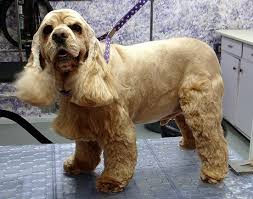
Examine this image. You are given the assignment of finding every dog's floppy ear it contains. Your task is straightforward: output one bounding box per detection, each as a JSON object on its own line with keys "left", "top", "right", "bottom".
{"left": 15, "top": 30, "right": 56, "bottom": 106}
{"left": 30, "top": 31, "right": 42, "bottom": 70}
{"left": 70, "top": 22, "right": 118, "bottom": 107}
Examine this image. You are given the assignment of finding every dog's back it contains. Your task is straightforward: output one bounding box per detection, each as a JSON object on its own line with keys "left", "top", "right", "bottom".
{"left": 108, "top": 38, "right": 222, "bottom": 123}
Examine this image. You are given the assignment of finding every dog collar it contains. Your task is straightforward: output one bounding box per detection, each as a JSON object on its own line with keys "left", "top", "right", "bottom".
{"left": 59, "top": 89, "right": 72, "bottom": 96}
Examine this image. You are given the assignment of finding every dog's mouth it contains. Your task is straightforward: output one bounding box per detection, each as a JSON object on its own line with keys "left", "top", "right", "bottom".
{"left": 57, "top": 49, "right": 77, "bottom": 60}
{"left": 54, "top": 49, "right": 80, "bottom": 72}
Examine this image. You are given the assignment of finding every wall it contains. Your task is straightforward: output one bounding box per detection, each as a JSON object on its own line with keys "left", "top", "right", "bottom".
{"left": 154, "top": 0, "right": 253, "bottom": 44}
{"left": 0, "top": 0, "right": 252, "bottom": 116}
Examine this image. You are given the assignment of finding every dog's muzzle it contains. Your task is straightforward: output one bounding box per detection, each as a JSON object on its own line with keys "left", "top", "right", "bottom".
{"left": 54, "top": 49, "right": 79, "bottom": 72}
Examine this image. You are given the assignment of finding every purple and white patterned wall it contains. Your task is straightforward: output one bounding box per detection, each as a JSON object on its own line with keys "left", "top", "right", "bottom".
{"left": 0, "top": 0, "right": 253, "bottom": 116}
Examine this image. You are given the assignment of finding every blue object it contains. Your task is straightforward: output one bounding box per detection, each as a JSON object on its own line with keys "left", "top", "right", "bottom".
{"left": 0, "top": 138, "right": 252, "bottom": 199}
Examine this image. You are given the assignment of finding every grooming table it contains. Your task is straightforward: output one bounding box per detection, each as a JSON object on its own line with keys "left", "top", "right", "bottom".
{"left": 0, "top": 138, "right": 253, "bottom": 199}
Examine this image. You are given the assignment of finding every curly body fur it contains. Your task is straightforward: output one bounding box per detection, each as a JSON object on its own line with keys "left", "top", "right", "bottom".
{"left": 15, "top": 9, "right": 228, "bottom": 193}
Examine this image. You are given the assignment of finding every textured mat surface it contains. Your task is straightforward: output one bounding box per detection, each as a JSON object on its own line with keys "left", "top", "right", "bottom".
{"left": 0, "top": 138, "right": 253, "bottom": 199}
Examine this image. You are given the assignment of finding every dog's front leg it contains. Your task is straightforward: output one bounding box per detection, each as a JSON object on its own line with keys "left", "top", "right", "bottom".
{"left": 96, "top": 125, "right": 137, "bottom": 193}
{"left": 64, "top": 141, "right": 102, "bottom": 175}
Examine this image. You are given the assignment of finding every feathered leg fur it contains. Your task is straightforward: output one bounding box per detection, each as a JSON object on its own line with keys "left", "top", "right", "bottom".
{"left": 64, "top": 141, "right": 102, "bottom": 175}
{"left": 176, "top": 114, "right": 196, "bottom": 149}
{"left": 179, "top": 74, "right": 228, "bottom": 183}
{"left": 96, "top": 121, "right": 137, "bottom": 193}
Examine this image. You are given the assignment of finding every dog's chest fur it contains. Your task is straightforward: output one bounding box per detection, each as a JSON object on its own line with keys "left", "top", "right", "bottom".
{"left": 52, "top": 98, "right": 131, "bottom": 142}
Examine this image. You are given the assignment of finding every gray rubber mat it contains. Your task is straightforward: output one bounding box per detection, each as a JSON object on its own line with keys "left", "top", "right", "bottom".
{"left": 0, "top": 138, "right": 253, "bottom": 199}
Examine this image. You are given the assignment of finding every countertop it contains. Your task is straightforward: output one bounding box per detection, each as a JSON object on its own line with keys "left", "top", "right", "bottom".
{"left": 216, "top": 29, "right": 253, "bottom": 45}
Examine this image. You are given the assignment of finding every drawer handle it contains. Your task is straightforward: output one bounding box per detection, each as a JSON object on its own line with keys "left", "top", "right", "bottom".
{"left": 227, "top": 44, "right": 233, "bottom": 48}
{"left": 239, "top": 68, "right": 243, "bottom": 73}
{"left": 233, "top": 67, "right": 237, "bottom": 70}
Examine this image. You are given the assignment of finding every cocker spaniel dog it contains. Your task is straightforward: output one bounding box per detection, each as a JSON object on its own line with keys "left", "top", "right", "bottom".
{"left": 15, "top": 9, "right": 228, "bottom": 192}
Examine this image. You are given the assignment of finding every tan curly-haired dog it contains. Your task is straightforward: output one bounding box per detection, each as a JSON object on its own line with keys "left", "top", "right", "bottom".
{"left": 15, "top": 9, "right": 228, "bottom": 192}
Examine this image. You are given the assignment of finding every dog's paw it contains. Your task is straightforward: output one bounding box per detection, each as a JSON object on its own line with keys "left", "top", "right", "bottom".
{"left": 179, "top": 137, "right": 196, "bottom": 149}
{"left": 63, "top": 155, "right": 81, "bottom": 175}
{"left": 96, "top": 176, "right": 127, "bottom": 193}
{"left": 200, "top": 171, "right": 222, "bottom": 184}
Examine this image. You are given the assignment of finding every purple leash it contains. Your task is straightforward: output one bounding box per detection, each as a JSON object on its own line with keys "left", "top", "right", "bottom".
{"left": 97, "top": 0, "right": 149, "bottom": 63}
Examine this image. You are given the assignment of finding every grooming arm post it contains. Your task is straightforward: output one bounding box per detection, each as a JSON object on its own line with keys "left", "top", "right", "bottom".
{"left": 249, "top": 120, "right": 253, "bottom": 160}
{"left": 229, "top": 120, "right": 253, "bottom": 174}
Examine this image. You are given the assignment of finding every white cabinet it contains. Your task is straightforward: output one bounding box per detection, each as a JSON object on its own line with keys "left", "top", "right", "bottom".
{"left": 236, "top": 60, "right": 253, "bottom": 138}
{"left": 220, "top": 52, "right": 239, "bottom": 125}
{"left": 218, "top": 30, "right": 253, "bottom": 140}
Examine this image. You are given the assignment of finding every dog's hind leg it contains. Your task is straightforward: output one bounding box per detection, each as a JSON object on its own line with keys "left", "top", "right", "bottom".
{"left": 64, "top": 141, "right": 102, "bottom": 175}
{"left": 175, "top": 114, "right": 196, "bottom": 149}
{"left": 178, "top": 74, "right": 228, "bottom": 183}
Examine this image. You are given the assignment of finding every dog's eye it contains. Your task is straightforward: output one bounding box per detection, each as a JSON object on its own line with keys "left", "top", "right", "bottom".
{"left": 69, "top": 24, "right": 82, "bottom": 33}
{"left": 43, "top": 25, "right": 53, "bottom": 35}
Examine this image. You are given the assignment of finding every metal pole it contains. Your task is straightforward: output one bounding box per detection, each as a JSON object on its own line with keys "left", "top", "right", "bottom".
{"left": 15, "top": 0, "right": 24, "bottom": 63}
{"left": 249, "top": 120, "right": 253, "bottom": 160}
{"left": 150, "top": 0, "right": 154, "bottom": 41}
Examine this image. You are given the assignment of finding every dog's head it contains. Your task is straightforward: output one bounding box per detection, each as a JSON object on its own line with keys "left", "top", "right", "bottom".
{"left": 15, "top": 9, "right": 118, "bottom": 107}
{"left": 39, "top": 9, "right": 88, "bottom": 72}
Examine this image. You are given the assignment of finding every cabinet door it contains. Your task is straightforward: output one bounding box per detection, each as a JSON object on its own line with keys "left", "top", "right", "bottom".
{"left": 220, "top": 51, "right": 239, "bottom": 124}
{"left": 235, "top": 60, "right": 253, "bottom": 138}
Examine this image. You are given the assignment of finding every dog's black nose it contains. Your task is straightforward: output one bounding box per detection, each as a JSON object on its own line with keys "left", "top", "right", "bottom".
{"left": 52, "top": 31, "right": 68, "bottom": 44}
